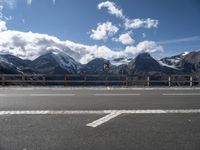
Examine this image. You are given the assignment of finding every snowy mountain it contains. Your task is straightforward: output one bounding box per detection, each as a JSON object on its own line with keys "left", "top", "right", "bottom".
{"left": 160, "top": 52, "right": 189, "bottom": 69}
{"left": 0, "top": 51, "right": 200, "bottom": 75}
{"left": 180, "top": 51, "right": 200, "bottom": 73}
{"left": 0, "top": 60, "right": 21, "bottom": 74}
{"left": 81, "top": 58, "right": 115, "bottom": 74}
{"left": 0, "top": 54, "right": 33, "bottom": 74}
{"left": 116, "top": 53, "right": 179, "bottom": 74}
{"left": 31, "top": 52, "right": 82, "bottom": 74}
{"left": 110, "top": 57, "right": 132, "bottom": 66}
{"left": 160, "top": 51, "right": 200, "bottom": 73}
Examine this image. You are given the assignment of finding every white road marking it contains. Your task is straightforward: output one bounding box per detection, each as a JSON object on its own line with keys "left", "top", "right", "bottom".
{"left": 0, "top": 94, "right": 6, "bottom": 97}
{"left": 0, "top": 110, "right": 105, "bottom": 115}
{"left": 94, "top": 94, "right": 141, "bottom": 96}
{"left": 2, "top": 87, "right": 200, "bottom": 91}
{"left": 163, "top": 93, "right": 200, "bottom": 96}
{"left": 30, "top": 94, "right": 75, "bottom": 97}
{"left": 86, "top": 112, "right": 121, "bottom": 128}
{"left": 0, "top": 109, "right": 200, "bottom": 115}
{"left": 0, "top": 109, "right": 200, "bottom": 127}
{"left": 104, "top": 109, "right": 200, "bottom": 114}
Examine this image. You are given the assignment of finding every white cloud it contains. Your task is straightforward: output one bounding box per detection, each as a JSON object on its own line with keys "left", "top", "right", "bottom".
{"left": 0, "top": 19, "right": 7, "bottom": 31}
{"left": 0, "top": 5, "right": 3, "bottom": 18}
{"left": 53, "top": 0, "right": 56, "bottom": 5}
{"left": 97, "top": 1, "right": 159, "bottom": 30}
{"left": 157, "top": 36, "right": 200, "bottom": 44}
{"left": 0, "top": 30, "right": 122, "bottom": 64}
{"left": 98, "top": 1, "right": 124, "bottom": 18}
{"left": 27, "top": 0, "right": 32, "bottom": 5}
{"left": 125, "top": 41, "right": 163, "bottom": 55}
{"left": 90, "top": 22, "right": 119, "bottom": 40}
{"left": 0, "top": 30, "right": 163, "bottom": 64}
{"left": 142, "top": 33, "right": 147, "bottom": 38}
{"left": 3, "top": 0, "right": 16, "bottom": 9}
{"left": 113, "top": 32, "right": 135, "bottom": 45}
{"left": 22, "top": 18, "right": 25, "bottom": 23}
{"left": 125, "top": 18, "right": 159, "bottom": 29}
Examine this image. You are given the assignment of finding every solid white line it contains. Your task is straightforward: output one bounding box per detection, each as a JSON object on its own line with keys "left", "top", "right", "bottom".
{"left": 0, "top": 110, "right": 105, "bottom": 115}
{"left": 104, "top": 109, "right": 200, "bottom": 114}
{"left": 94, "top": 94, "right": 141, "bottom": 96}
{"left": 0, "top": 109, "right": 200, "bottom": 116}
{"left": 30, "top": 94, "right": 75, "bottom": 97}
{"left": 163, "top": 93, "right": 200, "bottom": 96}
{"left": 86, "top": 112, "right": 122, "bottom": 128}
{"left": 0, "top": 94, "right": 6, "bottom": 97}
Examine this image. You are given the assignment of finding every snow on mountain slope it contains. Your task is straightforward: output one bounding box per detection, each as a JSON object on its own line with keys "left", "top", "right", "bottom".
{"left": 32, "top": 51, "right": 82, "bottom": 74}
{"left": 160, "top": 52, "right": 189, "bottom": 68}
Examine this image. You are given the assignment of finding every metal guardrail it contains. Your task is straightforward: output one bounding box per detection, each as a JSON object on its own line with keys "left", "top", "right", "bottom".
{"left": 0, "top": 74, "right": 199, "bottom": 86}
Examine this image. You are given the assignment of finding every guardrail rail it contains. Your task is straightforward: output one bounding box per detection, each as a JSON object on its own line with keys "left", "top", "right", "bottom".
{"left": 0, "top": 74, "right": 199, "bottom": 86}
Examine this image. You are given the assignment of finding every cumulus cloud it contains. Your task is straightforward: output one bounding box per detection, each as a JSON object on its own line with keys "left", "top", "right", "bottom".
{"left": 113, "top": 32, "right": 135, "bottom": 45}
{"left": 0, "top": 5, "right": 3, "bottom": 18}
{"left": 2, "top": 0, "right": 16, "bottom": 9}
{"left": 98, "top": 1, "right": 124, "bottom": 18}
{"left": 125, "top": 18, "right": 159, "bottom": 29}
{"left": 97, "top": 1, "right": 159, "bottom": 30}
{"left": 0, "top": 30, "right": 163, "bottom": 64}
{"left": 0, "top": 0, "right": 163, "bottom": 64}
{"left": 90, "top": 22, "right": 119, "bottom": 40}
{"left": 0, "top": 19, "right": 7, "bottom": 31}
{"left": 125, "top": 41, "right": 163, "bottom": 55}
{"left": 142, "top": 33, "right": 147, "bottom": 38}
{"left": 27, "top": 0, "right": 32, "bottom": 5}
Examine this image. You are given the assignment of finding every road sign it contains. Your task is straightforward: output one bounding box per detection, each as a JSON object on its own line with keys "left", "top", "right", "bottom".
{"left": 103, "top": 63, "right": 110, "bottom": 73}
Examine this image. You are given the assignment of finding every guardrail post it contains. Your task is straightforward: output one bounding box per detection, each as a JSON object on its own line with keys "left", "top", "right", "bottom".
{"left": 64, "top": 75, "right": 67, "bottom": 86}
{"left": 84, "top": 75, "right": 87, "bottom": 86}
{"left": 190, "top": 76, "right": 193, "bottom": 87}
{"left": 126, "top": 75, "right": 128, "bottom": 86}
{"left": 42, "top": 76, "right": 46, "bottom": 86}
{"left": 2, "top": 76, "right": 5, "bottom": 86}
{"left": 168, "top": 76, "right": 171, "bottom": 87}
{"left": 147, "top": 76, "right": 150, "bottom": 87}
{"left": 105, "top": 74, "right": 108, "bottom": 86}
{"left": 22, "top": 75, "right": 25, "bottom": 86}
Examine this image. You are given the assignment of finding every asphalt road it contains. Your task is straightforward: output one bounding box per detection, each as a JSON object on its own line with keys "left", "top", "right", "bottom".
{"left": 0, "top": 87, "right": 200, "bottom": 150}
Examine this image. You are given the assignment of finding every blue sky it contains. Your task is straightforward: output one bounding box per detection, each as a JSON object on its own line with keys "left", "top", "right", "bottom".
{"left": 0, "top": 0, "right": 200, "bottom": 63}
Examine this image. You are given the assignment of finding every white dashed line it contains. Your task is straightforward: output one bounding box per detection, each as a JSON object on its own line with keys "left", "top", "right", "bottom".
{"left": 94, "top": 94, "right": 141, "bottom": 96}
{"left": 0, "top": 110, "right": 105, "bottom": 115}
{"left": 30, "top": 94, "right": 75, "bottom": 97}
{"left": 163, "top": 93, "right": 200, "bottom": 96}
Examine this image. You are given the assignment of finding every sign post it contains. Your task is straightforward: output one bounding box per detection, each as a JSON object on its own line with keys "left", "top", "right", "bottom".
{"left": 103, "top": 63, "right": 110, "bottom": 74}
{"left": 103, "top": 63, "right": 110, "bottom": 86}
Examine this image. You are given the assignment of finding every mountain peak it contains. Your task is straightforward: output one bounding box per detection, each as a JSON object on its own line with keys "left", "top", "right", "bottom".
{"left": 136, "top": 52, "right": 151, "bottom": 58}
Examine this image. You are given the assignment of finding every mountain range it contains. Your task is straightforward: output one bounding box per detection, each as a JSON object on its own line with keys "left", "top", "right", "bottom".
{"left": 0, "top": 50, "right": 200, "bottom": 75}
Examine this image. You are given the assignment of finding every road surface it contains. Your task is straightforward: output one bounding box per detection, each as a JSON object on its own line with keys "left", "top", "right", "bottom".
{"left": 0, "top": 87, "right": 200, "bottom": 150}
